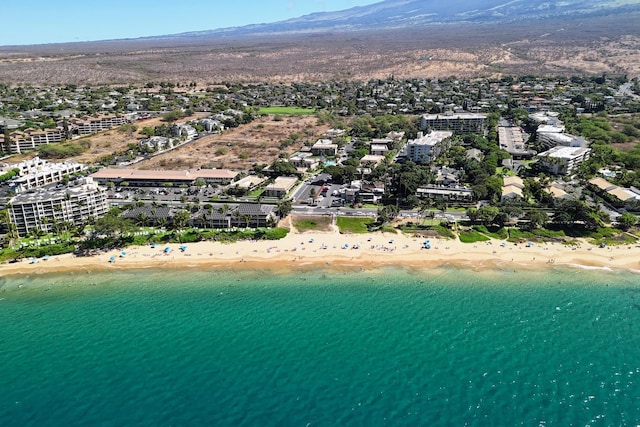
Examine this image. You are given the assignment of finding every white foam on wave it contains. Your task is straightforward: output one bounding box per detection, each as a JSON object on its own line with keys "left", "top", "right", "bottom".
{"left": 566, "top": 263, "right": 613, "bottom": 271}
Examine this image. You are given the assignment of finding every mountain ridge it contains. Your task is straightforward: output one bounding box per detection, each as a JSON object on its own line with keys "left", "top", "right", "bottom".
{"left": 154, "top": 0, "right": 640, "bottom": 40}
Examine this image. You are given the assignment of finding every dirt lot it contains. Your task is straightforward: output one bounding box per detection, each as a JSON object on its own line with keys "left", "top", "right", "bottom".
{"left": 133, "top": 115, "right": 329, "bottom": 171}
{"left": 69, "top": 112, "right": 208, "bottom": 164}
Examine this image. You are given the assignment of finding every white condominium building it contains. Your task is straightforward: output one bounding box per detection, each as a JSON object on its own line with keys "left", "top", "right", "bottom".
{"left": 10, "top": 157, "right": 87, "bottom": 193}
{"left": 8, "top": 177, "right": 108, "bottom": 237}
{"left": 404, "top": 131, "right": 453, "bottom": 164}
{"left": 420, "top": 112, "right": 486, "bottom": 134}
{"left": 537, "top": 146, "right": 591, "bottom": 176}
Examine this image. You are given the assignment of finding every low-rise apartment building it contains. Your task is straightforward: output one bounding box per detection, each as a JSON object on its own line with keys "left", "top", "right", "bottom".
{"left": 8, "top": 177, "right": 108, "bottom": 237}
{"left": 263, "top": 176, "right": 298, "bottom": 198}
{"left": 501, "top": 176, "right": 525, "bottom": 201}
{"left": 90, "top": 168, "right": 238, "bottom": 187}
{"left": 311, "top": 140, "right": 338, "bottom": 157}
{"left": 417, "top": 185, "right": 474, "bottom": 202}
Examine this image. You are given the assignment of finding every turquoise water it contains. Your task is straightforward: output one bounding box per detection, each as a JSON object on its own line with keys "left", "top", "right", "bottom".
{"left": 1, "top": 267, "right": 639, "bottom": 426}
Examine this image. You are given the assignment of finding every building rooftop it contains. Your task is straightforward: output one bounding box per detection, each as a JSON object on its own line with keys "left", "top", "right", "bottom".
{"left": 10, "top": 178, "right": 102, "bottom": 204}
{"left": 409, "top": 131, "right": 453, "bottom": 146}
{"left": 91, "top": 168, "right": 237, "bottom": 181}
{"left": 538, "top": 146, "right": 590, "bottom": 159}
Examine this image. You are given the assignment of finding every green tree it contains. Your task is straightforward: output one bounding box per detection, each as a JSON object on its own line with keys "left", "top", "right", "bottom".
{"left": 377, "top": 204, "right": 399, "bottom": 225}
{"left": 617, "top": 212, "right": 637, "bottom": 231}
{"left": 524, "top": 210, "right": 549, "bottom": 230}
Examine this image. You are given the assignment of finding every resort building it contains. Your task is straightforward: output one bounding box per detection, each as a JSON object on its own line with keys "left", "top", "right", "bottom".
{"left": 537, "top": 131, "right": 588, "bottom": 150}
{"left": 194, "top": 203, "right": 278, "bottom": 229}
{"left": 501, "top": 176, "right": 525, "bottom": 201}
{"left": 90, "top": 168, "right": 238, "bottom": 187}
{"left": 8, "top": 177, "right": 108, "bottom": 237}
{"left": 68, "top": 114, "right": 131, "bottom": 135}
{"left": 416, "top": 185, "right": 474, "bottom": 202}
{"left": 262, "top": 176, "right": 298, "bottom": 198}
{"left": 537, "top": 146, "right": 591, "bottom": 176}
{"left": 588, "top": 177, "right": 640, "bottom": 205}
{"left": 0, "top": 128, "right": 66, "bottom": 154}
{"left": 545, "top": 182, "right": 574, "bottom": 200}
{"left": 9, "top": 157, "right": 87, "bottom": 193}
{"left": 420, "top": 112, "right": 486, "bottom": 134}
{"left": 403, "top": 131, "right": 453, "bottom": 164}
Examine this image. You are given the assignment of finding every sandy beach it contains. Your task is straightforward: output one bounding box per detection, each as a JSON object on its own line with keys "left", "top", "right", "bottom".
{"left": 3, "top": 226, "right": 640, "bottom": 277}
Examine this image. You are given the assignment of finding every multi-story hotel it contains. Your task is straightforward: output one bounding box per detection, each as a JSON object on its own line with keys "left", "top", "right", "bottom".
{"left": 537, "top": 146, "right": 591, "bottom": 176}
{"left": 403, "top": 131, "right": 453, "bottom": 164}
{"left": 8, "top": 177, "right": 108, "bottom": 237}
{"left": 0, "top": 128, "right": 66, "bottom": 154}
{"left": 420, "top": 112, "right": 486, "bottom": 134}
{"left": 10, "top": 157, "right": 87, "bottom": 193}
{"left": 68, "top": 114, "right": 131, "bottom": 135}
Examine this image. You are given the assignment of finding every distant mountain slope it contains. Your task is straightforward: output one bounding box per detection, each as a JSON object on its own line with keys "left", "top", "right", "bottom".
{"left": 168, "top": 0, "right": 640, "bottom": 39}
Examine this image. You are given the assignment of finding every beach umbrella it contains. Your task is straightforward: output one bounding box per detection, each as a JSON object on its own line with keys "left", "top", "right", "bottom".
{"left": 109, "top": 256, "right": 116, "bottom": 262}
{"left": 309, "top": 238, "right": 315, "bottom": 243}
{"left": 151, "top": 243, "right": 157, "bottom": 248}
{"left": 43, "top": 255, "right": 50, "bottom": 260}
{"left": 164, "top": 247, "right": 170, "bottom": 253}
{"left": 121, "top": 251, "right": 127, "bottom": 256}
{"left": 180, "top": 245, "right": 187, "bottom": 252}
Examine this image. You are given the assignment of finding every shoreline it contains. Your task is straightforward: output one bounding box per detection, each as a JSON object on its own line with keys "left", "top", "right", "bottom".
{"left": 3, "top": 229, "right": 640, "bottom": 278}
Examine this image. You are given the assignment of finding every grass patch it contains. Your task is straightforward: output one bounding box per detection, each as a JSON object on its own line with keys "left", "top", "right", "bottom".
{"left": 587, "top": 227, "right": 637, "bottom": 246}
{"left": 336, "top": 217, "right": 374, "bottom": 234}
{"left": 472, "top": 225, "right": 508, "bottom": 239}
{"left": 380, "top": 225, "right": 397, "bottom": 233}
{"left": 506, "top": 228, "right": 537, "bottom": 243}
{"left": 258, "top": 107, "right": 316, "bottom": 116}
{"left": 459, "top": 229, "right": 490, "bottom": 243}
{"left": 292, "top": 216, "right": 333, "bottom": 232}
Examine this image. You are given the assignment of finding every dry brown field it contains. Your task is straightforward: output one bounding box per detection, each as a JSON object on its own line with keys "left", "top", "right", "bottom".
{"left": 132, "top": 115, "right": 330, "bottom": 171}
{"left": 3, "top": 113, "right": 328, "bottom": 171}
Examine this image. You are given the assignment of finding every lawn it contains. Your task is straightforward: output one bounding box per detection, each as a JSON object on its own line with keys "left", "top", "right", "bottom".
{"left": 258, "top": 106, "right": 317, "bottom": 116}
{"left": 292, "top": 216, "right": 333, "bottom": 232}
{"left": 336, "top": 217, "right": 374, "bottom": 234}
{"left": 458, "top": 229, "right": 491, "bottom": 243}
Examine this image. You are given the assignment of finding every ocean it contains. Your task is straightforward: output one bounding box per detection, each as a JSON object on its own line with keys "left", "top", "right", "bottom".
{"left": 0, "top": 266, "right": 639, "bottom": 426}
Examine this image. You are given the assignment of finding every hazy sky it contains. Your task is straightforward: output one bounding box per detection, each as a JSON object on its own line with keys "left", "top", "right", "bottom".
{"left": 1, "top": 0, "right": 381, "bottom": 46}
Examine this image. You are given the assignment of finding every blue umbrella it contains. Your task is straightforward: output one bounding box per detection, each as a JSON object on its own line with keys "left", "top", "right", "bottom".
{"left": 109, "top": 256, "right": 116, "bottom": 262}
{"left": 164, "top": 247, "right": 171, "bottom": 253}
{"left": 151, "top": 243, "right": 157, "bottom": 248}
{"left": 121, "top": 251, "right": 126, "bottom": 256}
